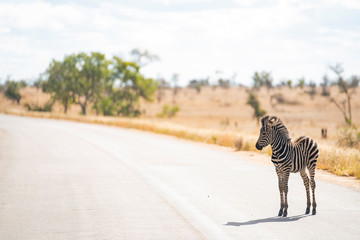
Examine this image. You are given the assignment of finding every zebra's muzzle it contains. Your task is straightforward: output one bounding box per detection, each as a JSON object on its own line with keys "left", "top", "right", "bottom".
{"left": 255, "top": 142, "right": 263, "bottom": 150}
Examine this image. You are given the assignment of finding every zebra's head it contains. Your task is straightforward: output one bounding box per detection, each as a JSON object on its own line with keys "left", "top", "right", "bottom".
{"left": 255, "top": 115, "right": 278, "bottom": 150}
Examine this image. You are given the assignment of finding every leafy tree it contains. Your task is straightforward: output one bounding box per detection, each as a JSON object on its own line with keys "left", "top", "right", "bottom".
{"left": 72, "top": 52, "right": 112, "bottom": 115}
{"left": 42, "top": 58, "right": 76, "bottom": 113}
{"left": 94, "top": 56, "right": 157, "bottom": 117}
{"left": 247, "top": 91, "right": 266, "bottom": 125}
{"left": 112, "top": 56, "right": 157, "bottom": 100}
{"left": 42, "top": 52, "right": 157, "bottom": 116}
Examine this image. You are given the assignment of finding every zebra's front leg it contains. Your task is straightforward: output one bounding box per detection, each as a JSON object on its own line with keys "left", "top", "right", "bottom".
{"left": 282, "top": 172, "right": 290, "bottom": 217}
{"left": 276, "top": 168, "right": 284, "bottom": 217}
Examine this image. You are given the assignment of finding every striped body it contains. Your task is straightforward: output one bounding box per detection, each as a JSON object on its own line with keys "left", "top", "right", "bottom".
{"left": 271, "top": 136, "right": 319, "bottom": 173}
{"left": 256, "top": 116, "right": 319, "bottom": 217}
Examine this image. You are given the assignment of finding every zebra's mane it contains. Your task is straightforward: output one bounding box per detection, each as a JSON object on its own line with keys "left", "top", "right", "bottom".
{"left": 274, "top": 118, "right": 291, "bottom": 141}
{"left": 262, "top": 116, "right": 291, "bottom": 141}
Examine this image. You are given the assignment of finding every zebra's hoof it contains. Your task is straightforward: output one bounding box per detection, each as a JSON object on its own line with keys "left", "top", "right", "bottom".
{"left": 305, "top": 208, "right": 310, "bottom": 214}
{"left": 278, "top": 210, "right": 283, "bottom": 216}
{"left": 312, "top": 209, "right": 316, "bottom": 215}
{"left": 282, "top": 210, "right": 288, "bottom": 217}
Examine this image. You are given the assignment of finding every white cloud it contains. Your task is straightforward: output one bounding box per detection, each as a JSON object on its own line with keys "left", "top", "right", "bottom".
{"left": 0, "top": 2, "right": 86, "bottom": 31}
{"left": 0, "top": 0, "right": 359, "bottom": 84}
{"left": 319, "top": 0, "right": 360, "bottom": 9}
{"left": 152, "top": 0, "right": 213, "bottom": 4}
{"left": 0, "top": 26, "right": 10, "bottom": 33}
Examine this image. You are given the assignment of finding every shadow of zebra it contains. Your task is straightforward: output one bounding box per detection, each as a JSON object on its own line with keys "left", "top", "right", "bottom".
{"left": 225, "top": 214, "right": 310, "bottom": 226}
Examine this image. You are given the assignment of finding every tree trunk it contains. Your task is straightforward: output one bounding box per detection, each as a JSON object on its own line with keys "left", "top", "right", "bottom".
{"left": 63, "top": 103, "right": 68, "bottom": 114}
{"left": 80, "top": 102, "right": 87, "bottom": 115}
{"left": 94, "top": 101, "right": 99, "bottom": 115}
{"left": 331, "top": 98, "right": 350, "bottom": 125}
{"left": 347, "top": 94, "right": 352, "bottom": 124}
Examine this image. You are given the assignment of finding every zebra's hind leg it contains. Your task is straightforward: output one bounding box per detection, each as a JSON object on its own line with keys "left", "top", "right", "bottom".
{"left": 276, "top": 168, "right": 284, "bottom": 217}
{"left": 309, "top": 167, "right": 317, "bottom": 215}
{"left": 282, "top": 172, "right": 290, "bottom": 217}
{"left": 300, "top": 169, "right": 311, "bottom": 214}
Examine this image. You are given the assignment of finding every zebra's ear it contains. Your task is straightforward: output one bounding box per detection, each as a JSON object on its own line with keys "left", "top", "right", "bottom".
{"left": 261, "top": 115, "right": 269, "bottom": 126}
{"left": 268, "top": 116, "right": 277, "bottom": 126}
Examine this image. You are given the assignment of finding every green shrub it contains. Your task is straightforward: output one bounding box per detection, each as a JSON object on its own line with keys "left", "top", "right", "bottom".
{"left": 4, "top": 80, "right": 23, "bottom": 104}
{"left": 156, "top": 104, "right": 180, "bottom": 118}
{"left": 24, "top": 102, "right": 53, "bottom": 112}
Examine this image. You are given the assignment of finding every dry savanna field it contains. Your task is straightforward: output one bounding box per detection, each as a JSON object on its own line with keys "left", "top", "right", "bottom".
{"left": 1, "top": 85, "right": 360, "bottom": 179}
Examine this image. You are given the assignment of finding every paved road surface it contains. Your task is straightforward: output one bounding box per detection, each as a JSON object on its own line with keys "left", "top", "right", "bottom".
{"left": 0, "top": 114, "right": 359, "bottom": 239}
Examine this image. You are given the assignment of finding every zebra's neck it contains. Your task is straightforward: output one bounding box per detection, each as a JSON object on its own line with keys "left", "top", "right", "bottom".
{"left": 270, "top": 127, "right": 291, "bottom": 157}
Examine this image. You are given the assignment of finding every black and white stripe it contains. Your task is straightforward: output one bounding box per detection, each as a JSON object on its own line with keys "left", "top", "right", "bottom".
{"left": 256, "top": 115, "right": 319, "bottom": 217}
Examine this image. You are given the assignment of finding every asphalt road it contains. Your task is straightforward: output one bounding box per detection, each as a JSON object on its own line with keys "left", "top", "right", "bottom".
{"left": 0, "top": 114, "right": 359, "bottom": 240}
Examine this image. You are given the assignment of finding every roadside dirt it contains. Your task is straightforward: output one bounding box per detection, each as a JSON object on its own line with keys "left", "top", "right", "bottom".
{"left": 207, "top": 143, "right": 360, "bottom": 192}
{"left": 145, "top": 129, "right": 360, "bottom": 193}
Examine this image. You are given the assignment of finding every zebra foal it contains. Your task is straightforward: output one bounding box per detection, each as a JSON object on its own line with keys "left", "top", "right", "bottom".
{"left": 255, "top": 116, "right": 319, "bottom": 217}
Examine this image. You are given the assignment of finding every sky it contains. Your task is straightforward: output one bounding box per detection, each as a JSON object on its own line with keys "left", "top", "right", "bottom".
{"left": 0, "top": 0, "right": 359, "bottom": 86}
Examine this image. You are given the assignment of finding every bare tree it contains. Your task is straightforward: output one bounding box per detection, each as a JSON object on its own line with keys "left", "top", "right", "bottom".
{"left": 156, "top": 78, "right": 168, "bottom": 103}
{"left": 321, "top": 75, "right": 330, "bottom": 96}
{"left": 130, "top": 48, "right": 159, "bottom": 67}
{"left": 329, "top": 63, "right": 359, "bottom": 125}
{"left": 172, "top": 73, "right": 179, "bottom": 104}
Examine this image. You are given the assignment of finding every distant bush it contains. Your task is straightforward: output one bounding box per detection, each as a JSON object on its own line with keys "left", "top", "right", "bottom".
{"left": 4, "top": 80, "right": 26, "bottom": 104}
{"left": 252, "top": 71, "right": 273, "bottom": 90}
{"left": 321, "top": 75, "right": 330, "bottom": 96}
{"left": 337, "top": 126, "right": 360, "bottom": 149}
{"left": 188, "top": 79, "right": 209, "bottom": 93}
{"left": 270, "top": 93, "right": 300, "bottom": 107}
{"left": 271, "top": 93, "right": 286, "bottom": 104}
{"left": 156, "top": 104, "right": 180, "bottom": 118}
{"left": 24, "top": 102, "right": 53, "bottom": 112}
{"left": 296, "top": 77, "right": 305, "bottom": 89}
{"left": 305, "top": 81, "right": 317, "bottom": 100}
{"left": 233, "top": 137, "right": 243, "bottom": 151}
{"left": 217, "top": 79, "right": 231, "bottom": 88}
{"left": 220, "top": 118, "right": 230, "bottom": 126}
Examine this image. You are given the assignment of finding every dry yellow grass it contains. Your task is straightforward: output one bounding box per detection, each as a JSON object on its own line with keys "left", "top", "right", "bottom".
{"left": 1, "top": 85, "right": 360, "bottom": 178}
